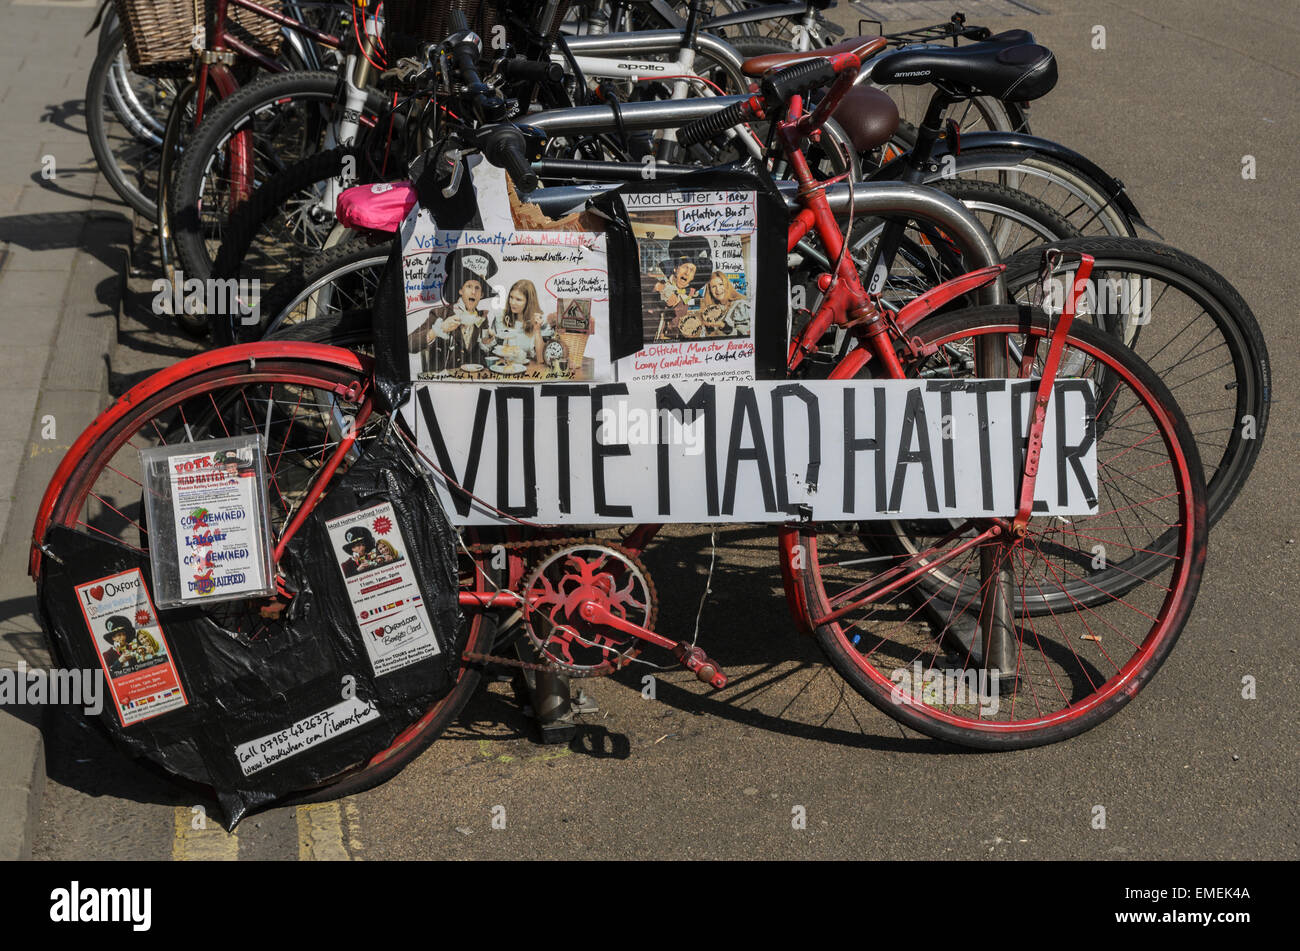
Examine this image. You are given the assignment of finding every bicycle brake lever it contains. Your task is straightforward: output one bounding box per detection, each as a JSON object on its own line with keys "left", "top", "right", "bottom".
{"left": 440, "top": 149, "right": 466, "bottom": 198}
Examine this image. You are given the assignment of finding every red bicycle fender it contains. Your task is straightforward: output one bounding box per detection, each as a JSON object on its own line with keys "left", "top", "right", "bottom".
{"left": 29, "top": 343, "right": 371, "bottom": 579}
{"left": 893, "top": 264, "right": 1006, "bottom": 335}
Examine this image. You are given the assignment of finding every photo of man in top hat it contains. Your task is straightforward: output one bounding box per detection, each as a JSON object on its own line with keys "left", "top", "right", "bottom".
{"left": 102, "top": 615, "right": 140, "bottom": 672}
{"left": 650, "top": 236, "right": 712, "bottom": 341}
{"left": 213, "top": 448, "right": 254, "bottom": 482}
{"left": 407, "top": 247, "right": 500, "bottom": 374}
{"left": 339, "top": 525, "right": 401, "bottom": 577}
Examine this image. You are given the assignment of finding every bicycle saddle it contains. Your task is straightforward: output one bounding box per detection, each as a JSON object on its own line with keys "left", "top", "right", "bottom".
{"left": 871, "top": 40, "right": 1057, "bottom": 102}
{"left": 741, "top": 35, "right": 888, "bottom": 77}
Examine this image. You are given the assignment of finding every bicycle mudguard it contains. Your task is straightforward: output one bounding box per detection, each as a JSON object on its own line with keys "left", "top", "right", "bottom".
{"left": 35, "top": 429, "right": 465, "bottom": 830}
{"left": 892, "top": 264, "right": 1005, "bottom": 335}
{"left": 869, "top": 132, "right": 1149, "bottom": 234}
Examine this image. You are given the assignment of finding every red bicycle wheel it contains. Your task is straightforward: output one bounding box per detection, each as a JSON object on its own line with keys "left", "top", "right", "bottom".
{"left": 783, "top": 307, "right": 1208, "bottom": 749}
{"left": 32, "top": 342, "right": 494, "bottom": 799}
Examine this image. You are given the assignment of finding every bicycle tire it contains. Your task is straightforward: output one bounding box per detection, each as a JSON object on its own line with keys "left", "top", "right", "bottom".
{"left": 86, "top": 25, "right": 170, "bottom": 219}
{"left": 999, "top": 236, "right": 1269, "bottom": 526}
{"left": 34, "top": 344, "right": 494, "bottom": 803}
{"left": 208, "top": 147, "right": 366, "bottom": 344}
{"left": 944, "top": 150, "right": 1138, "bottom": 238}
{"left": 255, "top": 240, "right": 390, "bottom": 341}
{"left": 786, "top": 306, "right": 1207, "bottom": 749}
{"left": 170, "top": 70, "right": 343, "bottom": 290}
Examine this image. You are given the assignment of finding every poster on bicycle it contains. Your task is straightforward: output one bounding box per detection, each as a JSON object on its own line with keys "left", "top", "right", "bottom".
{"left": 400, "top": 215, "right": 614, "bottom": 383}
{"left": 405, "top": 377, "right": 1099, "bottom": 526}
{"left": 74, "top": 569, "right": 188, "bottom": 728}
{"left": 615, "top": 188, "right": 758, "bottom": 383}
{"left": 139, "top": 435, "right": 276, "bottom": 608}
{"left": 325, "top": 502, "right": 442, "bottom": 678}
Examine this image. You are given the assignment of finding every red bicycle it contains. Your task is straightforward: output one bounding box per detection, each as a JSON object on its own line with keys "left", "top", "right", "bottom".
{"left": 32, "top": 44, "right": 1207, "bottom": 803}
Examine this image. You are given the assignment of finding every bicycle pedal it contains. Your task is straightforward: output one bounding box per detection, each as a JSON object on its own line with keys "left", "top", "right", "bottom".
{"left": 673, "top": 644, "right": 728, "bottom": 689}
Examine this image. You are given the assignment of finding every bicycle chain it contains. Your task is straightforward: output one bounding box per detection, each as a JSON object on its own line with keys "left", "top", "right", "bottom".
{"left": 458, "top": 535, "right": 659, "bottom": 676}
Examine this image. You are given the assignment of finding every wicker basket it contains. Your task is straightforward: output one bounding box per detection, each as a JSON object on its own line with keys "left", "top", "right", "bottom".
{"left": 113, "top": 0, "right": 284, "bottom": 77}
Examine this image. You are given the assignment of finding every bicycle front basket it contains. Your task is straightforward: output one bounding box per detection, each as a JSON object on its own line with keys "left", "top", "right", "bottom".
{"left": 112, "top": 0, "right": 284, "bottom": 77}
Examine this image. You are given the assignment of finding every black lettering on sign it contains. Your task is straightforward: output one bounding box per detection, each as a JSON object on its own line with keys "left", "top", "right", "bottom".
{"left": 541, "top": 384, "right": 589, "bottom": 515}
{"left": 771, "top": 384, "right": 821, "bottom": 515}
{"left": 1009, "top": 380, "right": 1048, "bottom": 513}
{"left": 1055, "top": 380, "right": 1098, "bottom": 507}
{"left": 889, "top": 387, "right": 938, "bottom": 513}
{"left": 495, "top": 387, "right": 537, "bottom": 517}
{"left": 417, "top": 387, "right": 491, "bottom": 518}
{"left": 965, "top": 380, "right": 1004, "bottom": 511}
{"left": 655, "top": 384, "right": 718, "bottom": 517}
{"left": 928, "top": 381, "right": 964, "bottom": 508}
{"left": 722, "top": 386, "right": 775, "bottom": 515}
{"left": 590, "top": 384, "right": 632, "bottom": 518}
{"left": 843, "top": 387, "right": 887, "bottom": 513}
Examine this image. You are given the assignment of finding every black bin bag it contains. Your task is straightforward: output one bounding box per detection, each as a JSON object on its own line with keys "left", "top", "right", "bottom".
{"left": 37, "top": 427, "right": 465, "bottom": 829}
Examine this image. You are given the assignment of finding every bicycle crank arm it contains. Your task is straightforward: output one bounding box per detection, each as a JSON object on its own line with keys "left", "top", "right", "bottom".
{"left": 576, "top": 601, "right": 728, "bottom": 688}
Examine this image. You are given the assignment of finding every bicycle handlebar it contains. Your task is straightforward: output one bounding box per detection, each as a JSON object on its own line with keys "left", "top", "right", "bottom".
{"left": 678, "top": 57, "right": 836, "bottom": 148}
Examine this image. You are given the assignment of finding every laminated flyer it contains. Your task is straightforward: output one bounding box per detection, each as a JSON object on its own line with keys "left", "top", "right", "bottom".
{"left": 140, "top": 435, "right": 276, "bottom": 608}
{"left": 75, "top": 569, "right": 188, "bottom": 726}
{"left": 400, "top": 210, "right": 612, "bottom": 383}
{"left": 325, "top": 502, "right": 442, "bottom": 677}
{"left": 616, "top": 187, "right": 758, "bottom": 383}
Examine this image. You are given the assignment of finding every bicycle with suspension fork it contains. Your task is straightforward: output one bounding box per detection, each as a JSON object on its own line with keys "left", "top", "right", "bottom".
{"left": 32, "top": 36, "right": 1209, "bottom": 807}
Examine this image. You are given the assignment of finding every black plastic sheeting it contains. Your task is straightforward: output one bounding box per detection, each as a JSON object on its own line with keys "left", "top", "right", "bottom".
{"left": 37, "top": 429, "right": 466, "bottom": 829}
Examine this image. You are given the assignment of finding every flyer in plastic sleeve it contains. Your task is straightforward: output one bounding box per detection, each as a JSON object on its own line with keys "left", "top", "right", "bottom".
{"left": 140, "top": 435, "right": 276, "bottom": 608}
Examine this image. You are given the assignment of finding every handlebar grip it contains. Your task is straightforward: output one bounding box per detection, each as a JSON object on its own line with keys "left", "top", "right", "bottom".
{"left": 761, "top": 57, "right": 836, "bottom": 104}
{"left": 499, "top": 145, "right": 538, "bottom": 193}
{"left": 449, "top": 9, "right": 469, "bottom": 33}
{"left": 502, "top": 58, "right": 565, "bottom": 84}
{"left": 678, "top": 99, "right": 750, "bottom": 148}
{"left": 481, "top": 128, "right": 538, "bottom": 193}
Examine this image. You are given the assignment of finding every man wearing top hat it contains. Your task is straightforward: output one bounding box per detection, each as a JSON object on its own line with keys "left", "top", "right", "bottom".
{"left": 102, "top": 615, "right": 140, "bottom": 672}
{"left": 407, "top": 247, "right": 500, "bottom": 373}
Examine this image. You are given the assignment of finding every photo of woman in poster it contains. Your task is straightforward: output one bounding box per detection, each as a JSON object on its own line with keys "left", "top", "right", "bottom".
{"left": 695, "top": 268, "right": 750, "bottom": 337}
{"left": 489, "top": 279, "right": 547, "bottom": 362}
{"left": 406, "top": 248, "right": 500, "bottom": 373}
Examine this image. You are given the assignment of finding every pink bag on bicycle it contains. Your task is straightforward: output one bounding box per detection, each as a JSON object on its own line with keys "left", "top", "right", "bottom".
{"left": 336, "top": 182, "right": 418, "bottom": 233}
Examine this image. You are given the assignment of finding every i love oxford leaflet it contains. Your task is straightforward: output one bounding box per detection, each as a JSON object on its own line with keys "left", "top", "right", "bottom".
{"left": 168, "top": 448, "right": 266, "bottom": 601}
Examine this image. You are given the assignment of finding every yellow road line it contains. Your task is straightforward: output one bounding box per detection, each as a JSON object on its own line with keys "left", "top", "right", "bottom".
{"left": 296, "top": 802, "right": 354, "bottom": 861}
{"left": 172, "top": 806, "right": 239, "bottom": 861}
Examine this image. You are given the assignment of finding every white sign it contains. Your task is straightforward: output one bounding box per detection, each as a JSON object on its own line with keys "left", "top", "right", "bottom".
{"left": 325, "top": 502, "right": 442, "bottom": 677}
{"left": 402, "top": 379, "right": 1099, "bottom": 526}
{"left": 234, "top": 696, "right": 381, "bottom": 776}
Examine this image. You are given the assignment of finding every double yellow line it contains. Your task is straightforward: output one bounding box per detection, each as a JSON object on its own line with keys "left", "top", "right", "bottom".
{"left": 171, "top": 801, "right": 362, "bottom": 861}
